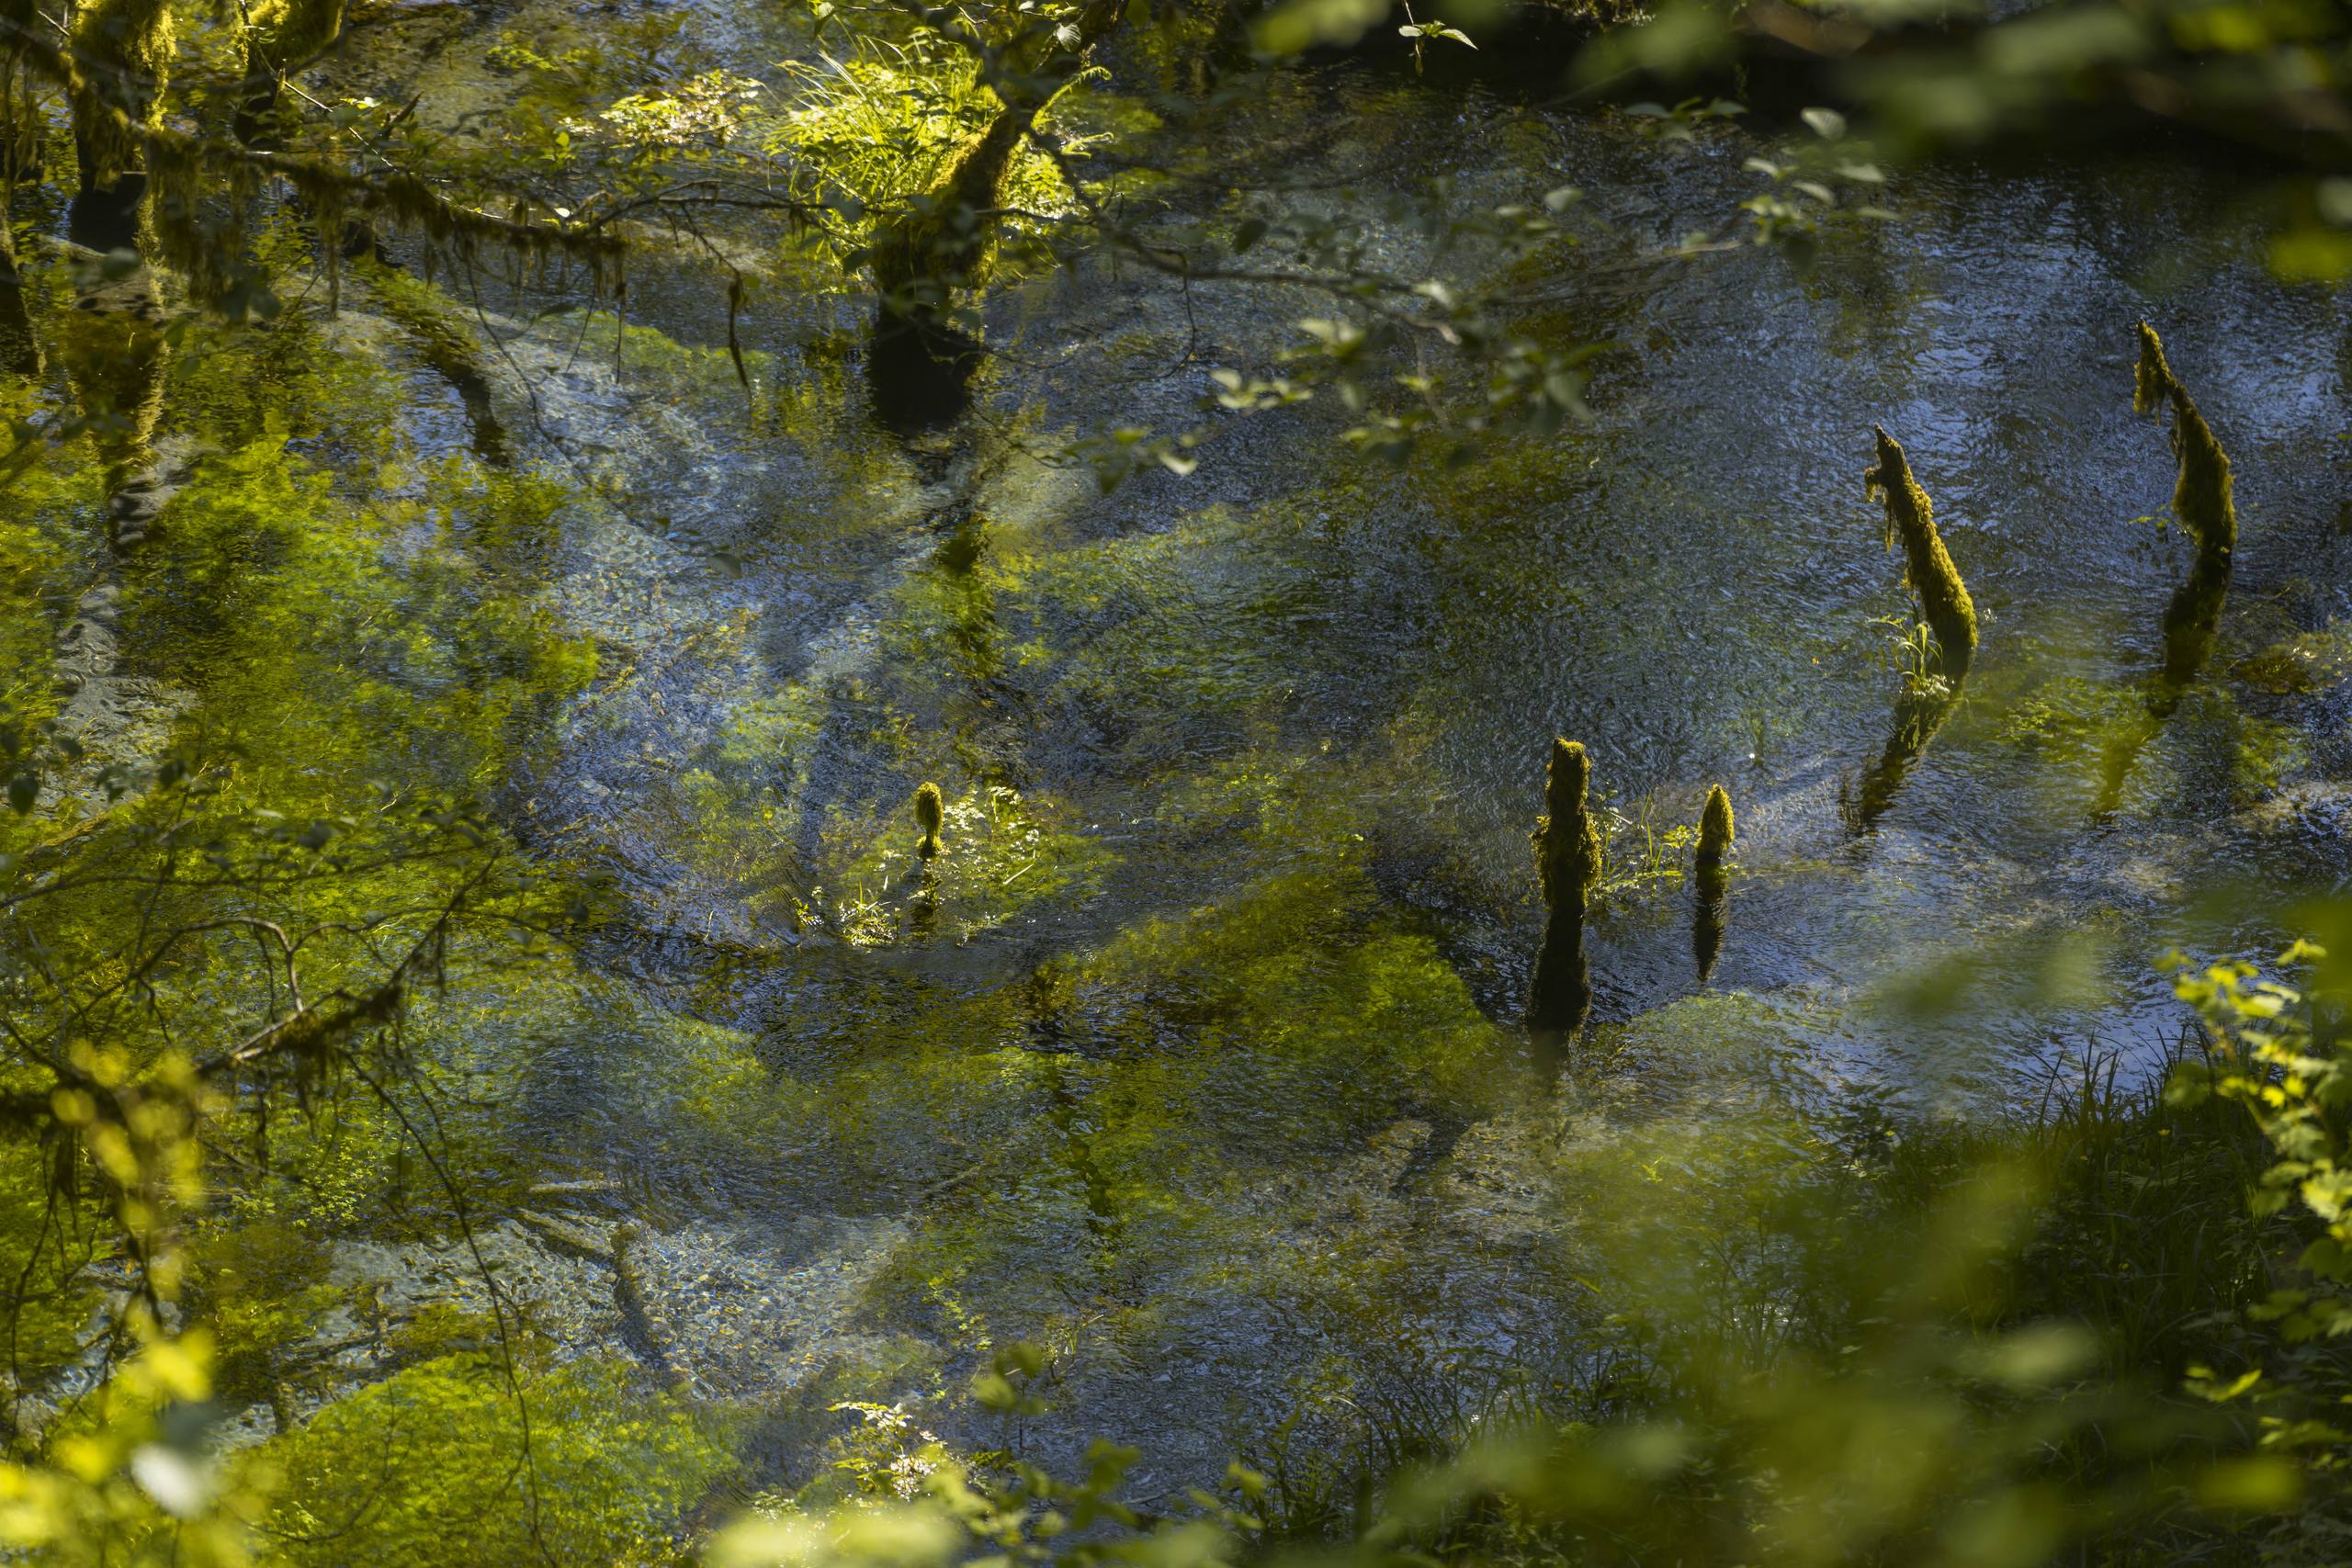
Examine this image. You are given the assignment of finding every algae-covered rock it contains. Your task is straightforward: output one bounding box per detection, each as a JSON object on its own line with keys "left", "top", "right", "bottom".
{"left": 1863, "top": 425, "right": 1977, "bottom": 671}
{"left": 1531, "top": 738, "right": 1600, "bottom": 916}
{"left": 2133, "top": 321, "right": 2234, "bottom": 563}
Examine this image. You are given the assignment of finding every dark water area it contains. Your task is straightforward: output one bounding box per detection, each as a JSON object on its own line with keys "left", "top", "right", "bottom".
{"left": 17, "top": 0, "right": 2352, "bottom": 1497}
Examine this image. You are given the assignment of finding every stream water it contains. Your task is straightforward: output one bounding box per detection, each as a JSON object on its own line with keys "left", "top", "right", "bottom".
{"left": 23, "top": 0, "right": 2352, "bottom": 1512}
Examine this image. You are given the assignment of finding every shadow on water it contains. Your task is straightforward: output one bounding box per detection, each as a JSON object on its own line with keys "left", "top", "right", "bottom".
{"left": 1693, "top": 862, "right": 1729, "bottom": 983}
{"left": 2094, "top": 549, "right": 2233, "bottom": 817}
{"left": 1527, "top": 907, "right": 1592, "bottom": 1066}
{"left": 1845, "top": 683, "right": 1962, "bottom": 834}
{"left": 866, "top": 306, "right": 983, "bottom": 436}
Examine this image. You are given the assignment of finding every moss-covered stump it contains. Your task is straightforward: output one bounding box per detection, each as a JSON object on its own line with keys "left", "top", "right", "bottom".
{"left": 868, "top": 114, "right": 1031, "bottom": 310}
{"left": 865, "top": 0, "right": 1123, "bottom": 313}
{"left": 1864, "top": 425, "right": 1977, "bottom": 673}
{"left": 1696, "top": 784, "right": 1734, "bottom": 868}
{"left": 1531, "top": 738, "right": 1601, "bottom": 917}
{"left": 914, "top": 781, "right": 945, "bottom": 861}
{"left": 2133, "top": 321, "right": 2235, "bottom": 564}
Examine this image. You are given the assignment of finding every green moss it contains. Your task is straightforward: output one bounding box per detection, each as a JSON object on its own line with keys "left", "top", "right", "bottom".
{"left": 1863, "top": 425, "right": 1977, "bottom": 671}
{"left": 254, "top": 1356, "right": 730, "bottom": 1566}
{"left": 1532, "top": 738, "right": 1601, "bottom": 916}
{"left": 1696, "top": 783, "right": 1734, "bottom": 867}
{"left": 2133, "top": 321, "right": 2235, "bottom": 562}
{"left": 238, "top": 0, "right": 345, "bottom": 138}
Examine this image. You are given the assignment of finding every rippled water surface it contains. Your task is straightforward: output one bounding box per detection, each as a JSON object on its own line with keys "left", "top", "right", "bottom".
{"left": 68, "top": 2, "right": 2352, "bottom": 1492}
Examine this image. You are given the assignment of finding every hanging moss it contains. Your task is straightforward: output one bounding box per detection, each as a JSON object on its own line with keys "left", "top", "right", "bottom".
{"left": 1531, "top": 738, "right": 1600, "bottom": 917}
{"left": 1864, "top": 426, "right": 1977, "bottom": 672}
{"left": 0, "top": 224, "right": 38, "bottom": 379}
{"left": 2132, "top": 321, "right": 2235, "bottom": 563}
{"left": 913, "top": 781, "right": 945, "bottom": 860}
{"left": 1695, "top": 784, "right": 1733, "bottom": 868}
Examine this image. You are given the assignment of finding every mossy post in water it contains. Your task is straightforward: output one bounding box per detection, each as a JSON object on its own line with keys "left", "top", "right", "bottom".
{"left": 1696, "top": 784, "right": 1734, "bottom": 869}
{"left": 1864, "top": 426, "right": 1977, "bottom": 674}
{"left": 914, "top": 782, "right": 945, "bottom": 861}
{"left": 1529, "top": 739, "right": 1600, "bottom": 1038}
{"left": 2133, "top": 321, "right": 2235, "bottom": 564}
{"left": 1531, "top": 739, "right": 1601, "bottom": 919}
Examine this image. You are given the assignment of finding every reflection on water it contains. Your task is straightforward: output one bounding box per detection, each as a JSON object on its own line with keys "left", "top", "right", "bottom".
{"left": 28, "top": 8, "right": 2349, "bottom": 1490}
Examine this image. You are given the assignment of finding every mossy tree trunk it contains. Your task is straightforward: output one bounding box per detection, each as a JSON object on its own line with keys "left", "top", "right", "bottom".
{"left": 68, "top": 0, "right": 173, "bottom": 215}
{"left": 869, "top": 0, "right": 1125, "bottom": 310}
{"left": 232, "top": 0, "right": 345, "bottom": 148}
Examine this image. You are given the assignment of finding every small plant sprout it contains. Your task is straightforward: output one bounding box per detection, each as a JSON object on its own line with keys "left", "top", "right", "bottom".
{"left": 914, "top": 781, "right": 945, "bottom": 860}
{"left": 1697, "top": 784, "right": 1734, "bottom": 868}
{"left": 2132, "top": 321, "right": 2235, "bottom": 563}
{"left": 1863, "top": 425, "right": 1977, "bottom": 673}
{"left": 1532, "top": 739, "right": 1602, "bottom": 917}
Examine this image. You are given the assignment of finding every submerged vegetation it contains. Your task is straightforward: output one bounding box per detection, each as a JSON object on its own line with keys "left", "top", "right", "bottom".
{"left": 0, "top": 0, "right": 2348, "bottom": 1562}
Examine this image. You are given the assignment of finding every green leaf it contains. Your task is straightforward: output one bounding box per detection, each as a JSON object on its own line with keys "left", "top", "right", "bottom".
{"left": 1802, "top": 106, "right": 1848, "bottom": 140}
